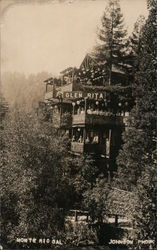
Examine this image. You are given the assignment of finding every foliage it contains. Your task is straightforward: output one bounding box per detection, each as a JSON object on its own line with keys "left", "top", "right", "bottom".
{"left": 0, "top": 92, "right": 8, "bottom": 156}
{"left": 0, "top": 110, "right": 85, "bottom": 247}
{"left": 114, "top": 0, "right": 157, "bottom": 246}
{"left": 132, "top": 161, "right": 157, "bottom": 245}
{"left": 127, "top": 15, "right": 146, "bottom": 77}
{"left": 1, "top": 71, "right": 51, "bottom": 112}
{"left": 115, "top": 0, "right": 156, "bottom": 188}
{"left": 83, "top": 177, "right": 109, "bottom": 224}
{"left": 0, "top": 93, "right": 8, "bottom": 121}
{"left": 92, "top": 0, "right": 128, "bottom": 84}
{"left": 65, "top": 221, "right": 98, "bottom": 246}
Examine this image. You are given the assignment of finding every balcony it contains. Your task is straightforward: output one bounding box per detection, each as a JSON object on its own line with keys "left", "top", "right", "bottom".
{"left": 84, "top": 143, "right": 106, "bottom": 154}
{"left": 72, "top": 113, "right": 86, "bottom": 125}
{"left": 45, "top": 91, "right": 53, "bottom": 100}
{"left": 71, "top": 142, "right": 84, "bottom": 154}
{"left": 72, "top": 113, "right": 123, "bottom": 127}
{"left": 71, "top": 142, "right": 106, "bottom": 155}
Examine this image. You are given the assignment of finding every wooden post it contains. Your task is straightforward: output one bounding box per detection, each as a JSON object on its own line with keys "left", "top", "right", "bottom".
{"left": 72, "top": 127, "right": 73, "bottom": 137}
{"left": 86, "top": 214, "right": 89, "bottom": 222}
{"left": 103, "top": 77, "right": 105, "bottom": 86}
{"left": 107, "top": 170, "right": 111, "bottom": 184}
{"left": 108, "top": 129, "right": 112, "bottom": 156}
{"left": 74, "top": 210, "right": 78, "bottom": 222}
{"left": 60, "top": 99, "right": 62, "bottom": 116}
{"left": 106, "top": 129, "right": 111, "bottom": 159}
{"left": 83, "top": 128, "right": 86, "bottom": 143}
{"left": 84, "top": 97, "right": 87, "bottom": 114}
{"left": 115, "top": 215, "right": 118, "bottom": 227}
{"left": 72, "top": 102, "right": 75, "bottom": 115}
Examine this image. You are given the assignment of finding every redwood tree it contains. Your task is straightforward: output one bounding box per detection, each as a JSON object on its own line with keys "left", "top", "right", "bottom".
{"left": 93, "top": 0, "right": 128, "bottom": 85}
{"left": 115, "top": 0, "right": 157, "bottom": 245}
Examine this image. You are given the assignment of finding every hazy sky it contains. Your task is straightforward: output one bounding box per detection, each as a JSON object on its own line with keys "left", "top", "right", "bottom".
{"left": 1, "top": 0, "right": 148, "bottom": 76}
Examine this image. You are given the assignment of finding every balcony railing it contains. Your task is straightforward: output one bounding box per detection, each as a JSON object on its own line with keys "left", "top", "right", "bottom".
{"left": 71, "top": 141, "right": 106, "bottom": 155}
{"left": 45, "top": 91, "right": 53, "bottom": 100}
{"left": 84, "top": 143, "right": 106, "bottom": 154}
{"left": 72, "top": 113, "right": 124, "bottom": 126}
{"left": 71, "top": 142, "right": 84, "bottom": 154}
{"left": 72, "top": 113, "right": 86, "bottom": 125}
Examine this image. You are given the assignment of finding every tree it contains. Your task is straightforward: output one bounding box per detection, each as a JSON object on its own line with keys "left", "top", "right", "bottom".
{"left": 0, "top": 109, "right": 85, "bottom": 247}
{"left": 132, "top": 159, "right": 157, "bottom": 247}
{"left": 115, "top": 0, "right": 156, "bottom": 188}
{"left": 83, "top": 177, "right": 109, "bottom": 223}
{"left": 93, "top": 0, "right": 128, "bottom": 85}
{"left": 115, "top": 0, "right": 157, "bottom": 246}
{"left": 1, "top": 71, "right": 51, "bottom": 112}
{"left": 0, "top": 93, "right": 8, "bottom": 122}
{"left": 0, "top": 92, "right": 8, "bottom": 152}
{"left": 83, "top": 177, "right": 110, "bottom": 245}
{"left": 126, "top": 15, "right": 146, "bottom": 78}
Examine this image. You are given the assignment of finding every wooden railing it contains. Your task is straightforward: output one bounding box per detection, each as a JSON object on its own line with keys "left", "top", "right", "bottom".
{"left": 71, "top": 142, "right": 106, "bottom": 155}
{"left": 72, "top": 113, "right": 124, "bottom": 126}
{"left": 72, "top": 113, "right": 86, "bottom": 125}
{"left": 66, "top": 209, "right": 132, "bottom": 228}
{"left": 44, "top": 91, "right": 53, "bottom": 100}
{"left": 71, "top": 142, "right": 84, "bottom": 153}
{"left": 84, "top": 143, "right": 106, "bottom": 154}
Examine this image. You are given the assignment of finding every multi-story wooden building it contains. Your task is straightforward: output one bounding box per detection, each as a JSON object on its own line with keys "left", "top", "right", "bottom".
{"left": 39, "top": 54, "right": 133, "bottom": 178}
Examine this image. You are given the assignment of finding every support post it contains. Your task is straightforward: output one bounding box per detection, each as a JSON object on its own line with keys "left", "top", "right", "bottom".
{"left": 83, "top": 127, "right": 86, "bottom": 143}
{"left": 84, "top": 97, "right": 87, "bottom": 114}
{"left": 115, "top": 215, "right": 118, "bottom": 227}
{"left": 86, "top": 214, "right": 89, "bottom": 222}
{"left": 72, "top": 102, "right": 75, "bottom": 115}
{"left": 74, "top": 210, "right": 78, "bottom": 222}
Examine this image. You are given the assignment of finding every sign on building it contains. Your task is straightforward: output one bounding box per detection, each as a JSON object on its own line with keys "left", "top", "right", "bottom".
{"left": 63, "top": 91, "right": 107, "bottom": 100}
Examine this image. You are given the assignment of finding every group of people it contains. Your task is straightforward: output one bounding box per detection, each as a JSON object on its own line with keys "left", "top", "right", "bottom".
{"left": 75, "top": 106, "right": 129, "bottom": 117}
{"left": 72, "top": 134, "right": 99, "bottom": 144}
{"left": 75, "top": 106, "right": 110, "bottom": 116}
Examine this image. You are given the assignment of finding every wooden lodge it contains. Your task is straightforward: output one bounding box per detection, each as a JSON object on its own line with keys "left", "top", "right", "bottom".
{"left": 39, "top": 54, "right": 134, "bottom": 178}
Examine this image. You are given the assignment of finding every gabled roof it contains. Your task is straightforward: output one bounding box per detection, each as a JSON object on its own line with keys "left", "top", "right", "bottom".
{"left": 80, "top": 53, "right": 125, "bottom": 74}
{"left": 79, "top": 53, "right": 98, "bottom": 70}
{"left": 60, "top": 67, "right": 74, "bottom": 75}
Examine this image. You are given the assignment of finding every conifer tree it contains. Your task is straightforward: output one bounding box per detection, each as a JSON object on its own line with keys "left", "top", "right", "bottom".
{"left": 93, "top": 0, "right": 128, "bottom": 85}
{"left": 116, "top": 0, "right": 156, "bottom": 188}
{"left": 133, "top": 157, "right": 157, "bottom": 247}
{"left": 129, "top": 16, "right": 145, "bottom": 59}
{"left": 127, "top": 15, "right": 145, "bottom": 77}
{"left": 0, "top": 92, "right": 8, "bottom": 122}
{"left": 115, "top": 0, "right": 157, "bottom": 245}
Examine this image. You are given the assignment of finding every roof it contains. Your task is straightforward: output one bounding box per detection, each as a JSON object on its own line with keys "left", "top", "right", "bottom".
{"left": 79, "top": 53, "right": 99, "bottom": 69}
{"left": 60, "top": 67, "right": 75, "bottom": 75}
{"left": 107, "top": 188, "right": 136, "bottom": 216}
{"left": 44, "top": 77, "right": 54, "bottom": 84}
{"left": 80, "top": 53, "right": 125, "bottom": 74}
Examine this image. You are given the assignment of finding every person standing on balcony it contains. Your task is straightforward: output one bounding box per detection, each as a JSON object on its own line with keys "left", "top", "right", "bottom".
{"left": 81, "top": 107, "right": 85, "bottom": 114}
{"left": 78, "top": 135, "right": 83, "bottom": 143}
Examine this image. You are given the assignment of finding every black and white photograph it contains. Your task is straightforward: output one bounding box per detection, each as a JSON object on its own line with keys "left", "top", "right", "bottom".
{"left": 0, "top": 0, "right": 156, "bottom": 249}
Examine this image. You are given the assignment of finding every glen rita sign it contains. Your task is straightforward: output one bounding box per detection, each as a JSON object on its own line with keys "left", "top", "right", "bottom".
{"left": 63, "top": 91, "right": 107, "bottom": 100}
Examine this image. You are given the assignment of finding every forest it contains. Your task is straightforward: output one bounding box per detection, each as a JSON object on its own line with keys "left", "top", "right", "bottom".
{"left": 0, "top": 0, "right": 157, "bottom": 249}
